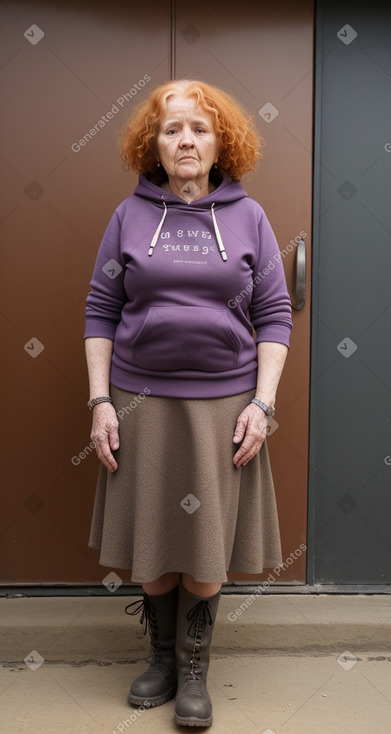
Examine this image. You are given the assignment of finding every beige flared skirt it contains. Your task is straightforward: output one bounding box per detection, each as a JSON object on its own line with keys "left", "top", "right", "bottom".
{"left": 89, "top": 385, "right": 282, "bottom": 583}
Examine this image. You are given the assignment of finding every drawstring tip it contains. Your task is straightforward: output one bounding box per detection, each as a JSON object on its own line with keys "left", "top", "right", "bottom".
{"left": 148, "top": 247, "right": 154, "bottom": 257}
{"left": 221, "top": 251, "right": 227, "bottom": 262}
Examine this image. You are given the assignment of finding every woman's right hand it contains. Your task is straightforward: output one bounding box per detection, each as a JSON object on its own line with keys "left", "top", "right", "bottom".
{"left": 90, "top": 402, "right": 120, "bottom": 473}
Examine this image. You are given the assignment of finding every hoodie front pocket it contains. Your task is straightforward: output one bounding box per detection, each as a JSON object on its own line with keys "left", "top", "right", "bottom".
{"left": 131, "top": 306, "right": 241, "bottom": 372}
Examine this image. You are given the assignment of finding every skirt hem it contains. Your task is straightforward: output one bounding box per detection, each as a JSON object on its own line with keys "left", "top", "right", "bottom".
{"left": 88, "top": 544, "right": 283, "bottom": 584}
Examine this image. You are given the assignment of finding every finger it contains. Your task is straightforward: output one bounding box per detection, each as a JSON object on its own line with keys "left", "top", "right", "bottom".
{"left": 233, "top": 445, "right": 260, "bottom": 467}
{"left": 233, "top": 435, "right": 254, "bottom": 466}
{"left": 233, "top": 437, "right": 265, "bottom": 467}
{"left": 233, "top": 420, "right": 258, "bottom": 464}
{"left": 233, "top": 415, "right": 247, "bottom": 444}
{"left": 108, "top": 420, "right": 120, "bottom": 451}
{"left": 100, "top": 449, "right": 118, "bottom": 473}
{"left": 96, "top": 437, "right": 118, "bottom": 473}
{"left": 233, "top": 444, "right": 251, "bottom": 467}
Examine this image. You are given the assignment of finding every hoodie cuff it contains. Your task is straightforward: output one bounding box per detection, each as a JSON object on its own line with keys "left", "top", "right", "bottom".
{"left": 255, "top": 324, "right": 292, "bottom": 348}
{"left": 84, "top": 319, "right": 117, "bottom": 340}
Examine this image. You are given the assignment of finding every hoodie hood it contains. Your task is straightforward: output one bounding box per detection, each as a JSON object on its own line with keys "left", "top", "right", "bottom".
{"left": 134, "top": 173, "right": 249, "bottom": 208}
{"left": 133, "top": 174, "right": 249, "bottom": 261}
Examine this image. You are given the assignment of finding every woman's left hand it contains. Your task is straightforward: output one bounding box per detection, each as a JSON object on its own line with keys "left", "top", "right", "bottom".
{"left": 232, "top": 403, "right": 268, "bottom": 467}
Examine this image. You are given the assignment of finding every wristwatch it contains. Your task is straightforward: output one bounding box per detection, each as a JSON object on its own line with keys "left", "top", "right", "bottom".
{"left": 251, "top": 397, "right": 275, "bottom": 417}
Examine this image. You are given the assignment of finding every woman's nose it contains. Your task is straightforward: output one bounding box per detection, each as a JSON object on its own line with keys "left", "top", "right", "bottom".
{"left": 178, "top": 127, "right": 194, "bottom": 147}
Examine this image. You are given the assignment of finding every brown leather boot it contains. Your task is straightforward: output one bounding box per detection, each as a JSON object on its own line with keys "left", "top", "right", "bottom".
{"left": 175, "top": 584, "right": 221, "bottom": 727}
{"left": 125, "top": 586, "right": 178, "bottom": 707}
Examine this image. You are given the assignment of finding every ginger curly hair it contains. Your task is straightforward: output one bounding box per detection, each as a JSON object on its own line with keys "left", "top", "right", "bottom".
{"left": 120, "top": 79, "right": 264, "bottom": 181}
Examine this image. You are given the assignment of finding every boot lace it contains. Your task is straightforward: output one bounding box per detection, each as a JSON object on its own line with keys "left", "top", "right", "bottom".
{"left": 185, "top": 600, "right": 213, "bottom": 681}
{"left": 125, "top": 596, "right": 162, "bottom": 664}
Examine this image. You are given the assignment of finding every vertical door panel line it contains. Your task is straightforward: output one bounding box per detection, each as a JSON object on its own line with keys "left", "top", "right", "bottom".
{"left": 170, "top": 0, "right": 176, "bottom": 80}
{"left": 307, "top": 0, "right": 324, "bottom": 587}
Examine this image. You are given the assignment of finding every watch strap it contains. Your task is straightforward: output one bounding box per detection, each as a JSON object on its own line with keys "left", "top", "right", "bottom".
{"left": 250, "top": 397, "right": 275, "bottom": 417}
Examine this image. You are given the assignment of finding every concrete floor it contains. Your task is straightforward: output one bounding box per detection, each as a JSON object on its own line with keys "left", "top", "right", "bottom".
{"left": 1, "top": 593, "right": 391, "bottom": 734}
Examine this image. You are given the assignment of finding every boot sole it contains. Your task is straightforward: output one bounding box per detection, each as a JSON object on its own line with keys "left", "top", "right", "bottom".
{"left": 128, "top": 688, "right": 176, "bottom": 708}
{"left": 175, "top": 714, "right": 213, "bottom": 727}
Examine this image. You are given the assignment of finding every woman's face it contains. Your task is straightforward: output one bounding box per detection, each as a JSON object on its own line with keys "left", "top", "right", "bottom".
{"left": 156, "top": 94, "right": 220, "bottom": 188}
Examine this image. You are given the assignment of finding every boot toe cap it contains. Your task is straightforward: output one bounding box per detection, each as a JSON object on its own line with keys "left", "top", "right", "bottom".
{"left": 129, "top": 669, "right": 176, "bottom": 706}
{"left": 175, "top": 690, "right": 212, "bottom": 725}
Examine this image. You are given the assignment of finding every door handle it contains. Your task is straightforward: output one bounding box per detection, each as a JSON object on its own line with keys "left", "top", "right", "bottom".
{"left": 293, "top": 238, "right": 306, "bottom": 310}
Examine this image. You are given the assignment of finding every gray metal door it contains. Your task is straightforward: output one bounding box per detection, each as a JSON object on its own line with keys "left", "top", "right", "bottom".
{"left": 309, "top": 1, "right": 391, "bottom": 585}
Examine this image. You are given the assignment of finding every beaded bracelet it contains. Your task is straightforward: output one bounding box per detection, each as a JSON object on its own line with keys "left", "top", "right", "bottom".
{"left": 87, "top": 396, "right": 113, "bottom": 410}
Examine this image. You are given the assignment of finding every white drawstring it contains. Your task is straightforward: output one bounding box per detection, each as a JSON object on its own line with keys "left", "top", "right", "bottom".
{"left": 148, "top": 202, "right": 168, "bottom": 256}
{"left": 211, "top": 203, "right": 227, "bottom": 261}
{"left": 148, "top": 201, "right": 227, "bottom": 261}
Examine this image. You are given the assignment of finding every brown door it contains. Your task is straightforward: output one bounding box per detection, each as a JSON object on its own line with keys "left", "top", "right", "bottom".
{"left": 0, "top": 0, "right": 312, "bottom": 585}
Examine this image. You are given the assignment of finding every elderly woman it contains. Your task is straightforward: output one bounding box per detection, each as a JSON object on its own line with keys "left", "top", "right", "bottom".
{"left": 84, "top": 79, "right": 292, "bottom": 728}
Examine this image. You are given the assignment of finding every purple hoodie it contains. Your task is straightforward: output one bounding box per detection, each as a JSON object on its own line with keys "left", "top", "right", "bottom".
{"left": 84, "top": 175, "right": 292, "bottom": 398}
